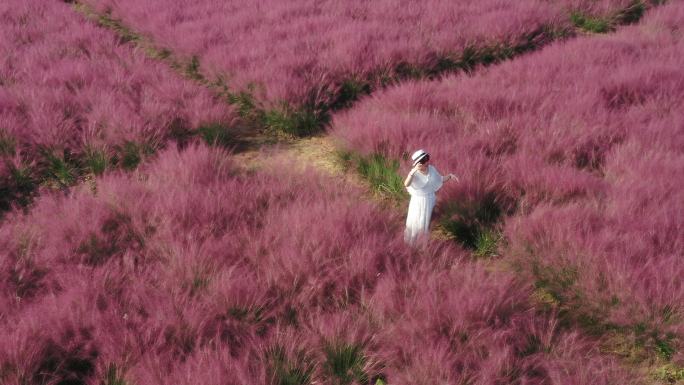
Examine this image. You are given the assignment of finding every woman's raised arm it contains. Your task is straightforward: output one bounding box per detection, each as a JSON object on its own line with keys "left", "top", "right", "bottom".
{"left": 442, "top": 173, "right": 459, "bottom": 183}
{"left": 404, "top": 165, "right": 420, "bottom": 187}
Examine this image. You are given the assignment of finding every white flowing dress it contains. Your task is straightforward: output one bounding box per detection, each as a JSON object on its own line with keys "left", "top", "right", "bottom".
{"left": 405, "top": 165, "right": 443, "bottom": 244}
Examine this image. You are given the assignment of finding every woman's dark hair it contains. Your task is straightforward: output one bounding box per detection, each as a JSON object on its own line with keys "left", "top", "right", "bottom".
{"left": 418, "top": 154, "right": 430, "bottom": 164}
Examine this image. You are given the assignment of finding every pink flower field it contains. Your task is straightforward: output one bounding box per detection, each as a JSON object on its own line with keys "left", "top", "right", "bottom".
{"left": 82, "top": 0, "right": 653, "bottom": 121}
{"left": 0, "top": 0, "right": 236, "bottom": 211}
{"left": 0, "top": 143, "right": 637, "bottom": 384}
{"left": 0, "top": 0, "right": 680, "bottom": 383}
{"left": 332, "top": 0, "right": 684, "bottom": 363}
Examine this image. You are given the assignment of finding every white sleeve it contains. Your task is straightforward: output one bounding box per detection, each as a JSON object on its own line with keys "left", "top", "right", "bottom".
{"left": 430, "top": 166, "right": 443, "bottom": 192}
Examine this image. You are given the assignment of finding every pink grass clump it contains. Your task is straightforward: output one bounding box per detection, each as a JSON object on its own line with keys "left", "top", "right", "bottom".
{"left": 81, "top": 0, "right": 650, "bottom": 109}
{"left": 0, "top": 0, "right": 236, "bottom": 208}
{"left": 0, "top": 143, "right": 636, "bottom": 384}
{"left": 332, "top": 1, "right": 684, "bottom": 347}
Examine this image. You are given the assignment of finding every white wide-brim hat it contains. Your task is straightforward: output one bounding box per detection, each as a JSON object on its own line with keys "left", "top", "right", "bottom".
{"left": 411, "top": 149, "right": 428, "bottom": 166}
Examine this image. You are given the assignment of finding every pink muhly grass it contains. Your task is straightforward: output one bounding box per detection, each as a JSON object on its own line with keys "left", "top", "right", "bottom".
{"left": 0, "top": 0, "right": 233, "bottom": 150}
{"left": 0, "top": 143, "right": 414, "bottom": 383}
{"left": 367, "top": 260, "right": 635, "bottom": 384}
{"left": 332, "top": 0, "right": 684, "bottom": 356}
{"left": 129, "top": 345, "right": 262, "bottom": 385}
{"left": 0, "top": 279, "right": 134, "bottom": 385}
{"left": 79, "top": 0, "right": 653, "bottom": 110}
{"left": 0, "top": 142, "right": 636, "bottom": 383}
{"left": 0, "top": 0, "right": 236, "bottom": 212}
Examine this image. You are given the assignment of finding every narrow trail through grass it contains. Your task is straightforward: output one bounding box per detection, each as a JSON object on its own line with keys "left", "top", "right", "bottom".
{"left": 230, "top": 135, "right": 401, "bottom": 214}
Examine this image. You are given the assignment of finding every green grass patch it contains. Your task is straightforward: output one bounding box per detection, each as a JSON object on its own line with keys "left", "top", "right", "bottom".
{"left": 224, "top": 87, "right": 260, "bottom": 120}
{"left": 473, "top": 227, "right": 502, "bottom": 258}
{"left": 44, "top": 151, "right": 78, "bottom": 187}
{"left": 613, "top": 0, "right": 647, "bottom": 25}
{"left": 1, "top": 126, "right": 240, "bottom": 213}
{"left": 0, "top": 163, "right": 38, "bottom": 204}
{"left": 267, "top": 346, "right": 315, "bottom": 385}
{"left": 439, "top": 191, "right": 504, "bottom": 250}
{"left": 111, "top": 141, "right": 153, "bottom": 171}
{"left": 394, "top": 61, "right": 424, "bottom": 80}
{"left": 430, "top": 42, "right": 516, "bottom": 75}
{"left": 103, "top": 364, "right": 127, "bottom": 385}
{"left": 0, "top": 130, "right": 16, "bottom": 156}
{"left": 0, "top": 161, "right": 36, "bottom": 213}
{"left": 149, "top": 46, "right": 172, "bottom": 60}
{"left": 120, "top": 142, "right": 142, "bottom": 170}
{"left": 184, "top": 55, "right": 203, "bottom": 81}
{"left": 571, "top": 12, "right": 612, "bottom": 33}
{"left": 0, "top": 143, "right": 118, "bottom": 213}
{"left": 654, "top": 364, "right": 684, "bottom": 383}
{"left": 655, "top": 335, "right": 677, "bottom": 361}
{"left": 571, "top": 1, "right": 650, "bottom": 34}
{"left": 427, "top": 26, "right": 563, "bottom": 76}
{"left": 340, "top": 152, "right": 406, "bottom": 201}
{"left": 458, "top": 45, "right": 490, "bottom": 72}
{"left": 323, "top": 342, "right": 369, "bottom": 385}
{"left": 263, "top": 103, "right": 322, "bottom": 137}
{"left": 329, "top": 78, "right": 372, "bottom": 111}
{"left": 83, "top": 147, "right": 108, "bottom": 175}
{"left": 198, "top": 123, "right": 235, "bottom": 147}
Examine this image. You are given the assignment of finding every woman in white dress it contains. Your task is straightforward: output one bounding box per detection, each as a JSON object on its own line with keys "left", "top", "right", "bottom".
{"left": 404, "top": 149, "right": 458, "bottom": 244}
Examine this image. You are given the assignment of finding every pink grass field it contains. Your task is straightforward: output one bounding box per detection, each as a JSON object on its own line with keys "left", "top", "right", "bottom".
{"left": 0, "top": 0, "right": 235, "bottom": 178}
{"left": 332, "top": 0, "right": 684, "bottom": 350}
{"left": 81, "top": 0, "right": 646, "bottom": 108}
{"left": 0, "top": 143, "right": 635, "bottom": 384}
{"left": 1, "top": 0, "right": 680, "bottom": 383}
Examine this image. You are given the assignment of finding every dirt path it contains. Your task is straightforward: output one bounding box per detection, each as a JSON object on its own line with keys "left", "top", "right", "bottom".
{"left": 231, "top": 134, "right": 378, "bottom": 199}
{"left": 231, "top": 132, "right": 469, "bottom": 246}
